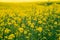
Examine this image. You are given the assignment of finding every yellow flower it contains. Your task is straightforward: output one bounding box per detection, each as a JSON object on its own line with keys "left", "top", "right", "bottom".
{"left": 56, "top": 9, "right": 60, "bottom": 13}
{"left": 4, "top": 28, "right": 11, "bottom": 34}
{"left": 59, "top": 36, "right": 60, "bottom": 40}
{"left": 44, "top": 13, "right": 49, "bottom": 16}
{"left": 18, "top": 27, "right": 24, "bottom": 33}
{"left": 36, "top": 27, "right": 43, "bottom": 32}
{"left": 14, "top": 17, "right": 22, "bottom": 22}
{"left": 38, "top": 20, "right": 42, "bottom": 24}
{"left": 21, "top": 23, "right": 25, "bottom": 28}
{"left": 17, "top": 18, "right": 22, "bottom": 22}
{"left": 43, "top": 18, "right": 46, "bottom": 21}
{"left": 30, "top": 23, "right": 34, "bottom": 28}
{"left": 8, "top": 22, "right": 12, "bottom": 25}
{"left": 8, "top": 34, "right": 15, "bottom": 39}
{"left": 9, "top": 13, "right": 15, "bottom": 17}
{"left": 27, "top": 21, "right": 31, "bottom": 26}
{"left": 33, "top": 17, "right": 37, "bottom": 21}
{"left": 14, "top": 23, "right": 18, "bottom": 27}
{"left": 58, "top": 16, "right": 60, "bottom": 18}
{"left": 19, "top": 12, "right": 26, "bottom": 17}
{"left": 0, "top": 22, "right": 4, "bottom": 26}
{"left": 39, "top": 15, "right": 43, "bottom": 19}
{"left": 24, "top": 31, "right": 28, "bottom": 34}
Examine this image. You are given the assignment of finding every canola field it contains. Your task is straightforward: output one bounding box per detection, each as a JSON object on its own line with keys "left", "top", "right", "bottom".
{"left": 0, "top": 2, "right": 60, "bottom": 40}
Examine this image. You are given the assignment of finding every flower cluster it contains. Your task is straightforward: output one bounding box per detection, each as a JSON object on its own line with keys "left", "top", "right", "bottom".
{"left": 0, "top": 2, "right": 60, "bottom": 40}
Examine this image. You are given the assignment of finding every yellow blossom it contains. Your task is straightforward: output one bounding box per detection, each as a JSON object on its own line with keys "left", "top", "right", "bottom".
{"left": 21, "top": 23, "right": 26, "bottom": 28}
{"left": 8, "top": 22, "right": 12, "bottom": 25}
{"left": 14, "top": 23, "right": 18, "bottom": 27}
{"left": 30, "top": 23, "right": 34, "bottom": 28}
{"left": 44, "top": 13, "right": 49, "bottom": 16}
{"left": 18, "top": 27, "right": 24, "bottom": 33}
{"left": 8, "top": 34, "right": 15, "bottom": 39}
{"left": 4, "top": 28, "right": 11, "bottom": 34}
{"left": 33, "top": 17, "right": 37, "bottom": 21}
{"left": 38, "top": 20, "right": 42, "bottom": 24}
{"left": 17, "top": 18, "right": 22, "bottom": 22}
{"left": 27, "top": 21, "right": 31, "bottom": 26}
{"left": 24, "top": 31, "right": 28, "bottom": 34}
{"left": 43, "top": 18, "right": 46, "bottom": 21}
{"left": 36, "top": 27, "right": 43, "bottom": 32}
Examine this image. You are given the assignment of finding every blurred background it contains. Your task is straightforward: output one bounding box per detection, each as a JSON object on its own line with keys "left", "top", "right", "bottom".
{"left": 0, "top": 0, "right": 60, "bottom": 2}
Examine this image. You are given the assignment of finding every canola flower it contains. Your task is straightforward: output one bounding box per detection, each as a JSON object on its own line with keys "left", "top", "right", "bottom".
{"left": 18, "top": 27, "right": 24, "bottom": 33}
{"left": 4, "top": 28, "right": 11, "bottom": 34}
{"left": 30, "top": 23, "right": 35, "bottom": 28}
{"left": 8, "top": 34, "right": 15, "bottom": 39}
{"left": 24, "top": 30, "right": 28, "bottom": 34}
{"left": 0, "top": 2, "right": 59, "bottom": 40}
{"left": 36, "top": 27, "right": 43, "bottom": 32}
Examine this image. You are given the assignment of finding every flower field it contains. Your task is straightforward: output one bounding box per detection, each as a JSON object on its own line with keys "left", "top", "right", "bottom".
{"left": 0, "top": 2, "right": 60, "bottom": 40}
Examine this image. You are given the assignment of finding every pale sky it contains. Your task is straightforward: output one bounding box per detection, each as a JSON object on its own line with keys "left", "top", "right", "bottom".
{"left": 0, "top": 0, "right": 60, "bottom": 2}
